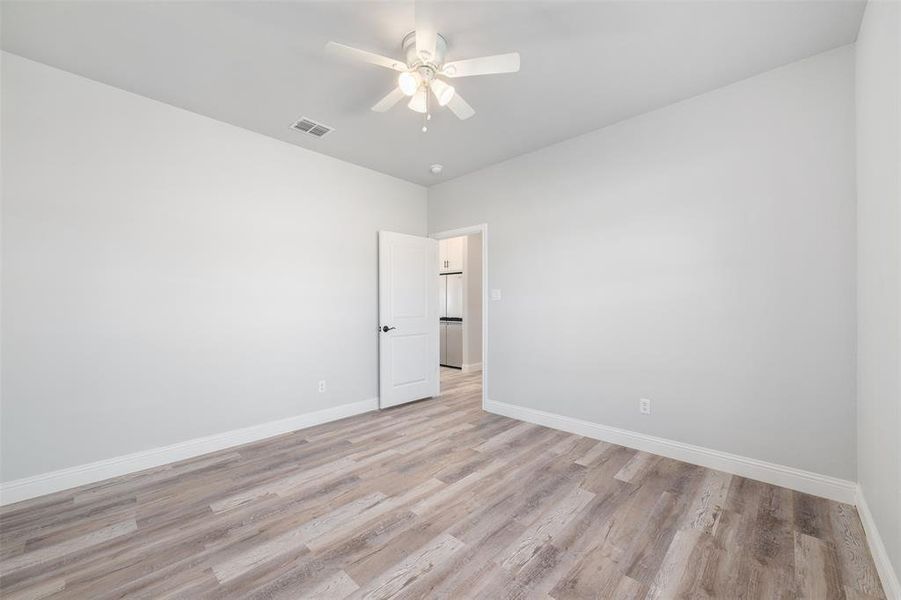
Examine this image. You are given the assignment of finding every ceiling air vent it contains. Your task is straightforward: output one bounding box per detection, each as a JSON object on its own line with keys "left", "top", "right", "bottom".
{"left": 291, "top": 117, "right": 333, "bottom": 138}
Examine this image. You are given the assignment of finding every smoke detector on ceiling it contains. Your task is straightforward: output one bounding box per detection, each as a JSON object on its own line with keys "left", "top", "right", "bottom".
{"left": 430, "top": 164, "right": 443, "bottom": 175}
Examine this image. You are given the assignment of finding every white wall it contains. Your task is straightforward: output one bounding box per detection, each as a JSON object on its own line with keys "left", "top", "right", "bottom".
{"left": 464, "top": 233, "right": 482, "bottom": 368}
{"left": 0, "top": 53, "right": 427, "bottom": 482}
{"left": 429, "top": 46, "right": 857, "bottom": 480}
{"left": 856, "top": 0, "right": 901, "bottom": 585}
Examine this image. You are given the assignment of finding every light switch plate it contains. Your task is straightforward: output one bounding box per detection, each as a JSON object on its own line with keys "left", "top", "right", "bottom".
{"left": 490, "top": 289, "right": 502, "bottom": 301}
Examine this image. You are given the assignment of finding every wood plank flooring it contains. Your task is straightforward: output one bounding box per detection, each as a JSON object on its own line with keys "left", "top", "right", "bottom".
{"left": 0, "top": 368, "right": 886, "bottom": 599}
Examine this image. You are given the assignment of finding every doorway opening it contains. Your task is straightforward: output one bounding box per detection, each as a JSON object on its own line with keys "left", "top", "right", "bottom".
{"left": 431, "top": 224, "right": 487, "bottom": 409}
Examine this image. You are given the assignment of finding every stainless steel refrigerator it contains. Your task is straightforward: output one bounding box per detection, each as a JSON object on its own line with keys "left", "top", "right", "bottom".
{"left": 439, "top": 273, "right": 463, "bottom": 368}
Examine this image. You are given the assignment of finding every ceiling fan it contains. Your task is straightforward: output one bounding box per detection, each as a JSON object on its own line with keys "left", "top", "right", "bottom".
{"left": 325, "top": 4, "right": 520, "bottom": 132}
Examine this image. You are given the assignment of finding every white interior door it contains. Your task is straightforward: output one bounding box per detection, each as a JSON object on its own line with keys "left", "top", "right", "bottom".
{"left": 379, "top": 231, "right": 439, "bottom": 408}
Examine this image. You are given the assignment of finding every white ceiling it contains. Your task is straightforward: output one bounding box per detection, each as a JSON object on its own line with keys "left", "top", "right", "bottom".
{"left": 1, "top": 1, "right": 865, "bottom": 185}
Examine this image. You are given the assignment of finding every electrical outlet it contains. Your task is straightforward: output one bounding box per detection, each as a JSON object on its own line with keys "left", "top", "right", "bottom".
{"left": 490, "top": 289, "right": 502, "bottom": 301}
{"left": 318, "top": 380, "right": 327, "bottom": 393}
{"left": 639, "top": 398, "right": 651, "bottom": 415}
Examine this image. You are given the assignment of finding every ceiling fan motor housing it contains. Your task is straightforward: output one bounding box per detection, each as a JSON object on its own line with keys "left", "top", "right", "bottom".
{"left": 402, "top": 31, "right": 448, "bottom": 71}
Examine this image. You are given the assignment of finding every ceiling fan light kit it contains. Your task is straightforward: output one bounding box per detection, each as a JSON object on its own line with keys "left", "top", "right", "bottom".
{"left": 430, "top": 78, "right": 455, "bottom": 106}
{"left": 325, "top": 15, "right": 520, "bottom": 132}
{"left": 408, "top": 88, "right": 428, "bottom": 113}
{"left": 398, "top": 71, "right": 421, "bottom": 96}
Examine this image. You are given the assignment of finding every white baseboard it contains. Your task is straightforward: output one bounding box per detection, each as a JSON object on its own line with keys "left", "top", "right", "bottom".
{"left": 856, "top": 485, "right": 901, "bottom": 599}
{"left": 484, "top": 398, "right": 857, "bottom": 504}
{"left": 0, "top": 397, "right": 379, "bottom": 506}
{"left": 462, "top": 362, "right": 482, "bottom": 373}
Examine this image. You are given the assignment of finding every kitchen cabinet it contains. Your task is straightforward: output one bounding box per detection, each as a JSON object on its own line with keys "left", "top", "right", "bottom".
{"left": 438, "top": 237, "right": 464, "bottom": 273}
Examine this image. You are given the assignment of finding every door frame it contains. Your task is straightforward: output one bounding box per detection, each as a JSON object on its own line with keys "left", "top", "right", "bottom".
{"left": 430, "top": 223, "right": 488, "bottom": 409}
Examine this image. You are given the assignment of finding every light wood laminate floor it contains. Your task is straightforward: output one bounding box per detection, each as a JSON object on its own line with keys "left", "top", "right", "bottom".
{"left": 0, "top": 368, "right": 886, "bottom": 599}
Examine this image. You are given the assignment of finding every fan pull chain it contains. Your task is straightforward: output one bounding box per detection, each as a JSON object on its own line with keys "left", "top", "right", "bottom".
{"left": 422, "top": 83, "right": 430, "bottom": 133}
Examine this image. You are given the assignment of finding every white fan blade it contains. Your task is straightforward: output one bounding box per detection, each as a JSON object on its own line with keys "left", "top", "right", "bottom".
{"left": 414, "top": 1, "right": 438, "bottom": 63}
{"left": 325, "top": 42, "right": 405, "bottom": 72}
{"left": 443, "top": 53, "right": 520, "bottom": 78}
{"left": 447, "top": 92, "right": 475, "bottom": 120}
{"left": 372, "top": 88, "right": 406, "bottom": 112}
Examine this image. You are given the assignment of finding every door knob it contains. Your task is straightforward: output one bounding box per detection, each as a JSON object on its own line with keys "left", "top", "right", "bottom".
{"left": 381, "top": 325, "right": 396, "bottom": 333}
